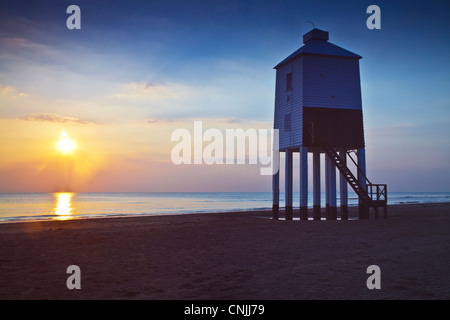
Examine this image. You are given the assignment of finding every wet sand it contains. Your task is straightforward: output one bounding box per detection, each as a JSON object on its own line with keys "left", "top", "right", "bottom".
{"left": 0, "top": 202, "right": 449, "bottom": 300}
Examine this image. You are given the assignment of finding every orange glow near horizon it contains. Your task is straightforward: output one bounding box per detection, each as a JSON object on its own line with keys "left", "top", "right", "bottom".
{"left": 0, "top": 118, "right": 197, "bottom": 193}
{"left": 53, "top": 192, "right": 74, "bottom": 220}
{"left": 56, "top": 130, "right": 76, "bottom": 154}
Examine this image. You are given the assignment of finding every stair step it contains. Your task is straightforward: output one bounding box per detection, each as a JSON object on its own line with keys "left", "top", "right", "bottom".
{"left": 324, "top": 146, "right": 376, "bottom": 204}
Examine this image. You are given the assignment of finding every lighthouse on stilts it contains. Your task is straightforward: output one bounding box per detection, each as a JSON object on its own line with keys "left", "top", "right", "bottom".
{"left": 272, "top": 28, "right": 387, "bottom": 221}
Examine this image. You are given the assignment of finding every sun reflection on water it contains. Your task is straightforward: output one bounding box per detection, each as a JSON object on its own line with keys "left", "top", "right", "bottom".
{"left": 53, "top": 193, "right": 74, "bottom": 221}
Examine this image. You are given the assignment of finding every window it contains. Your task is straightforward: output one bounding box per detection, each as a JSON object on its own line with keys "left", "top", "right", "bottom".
{"left": 286, "top": 72, "right": 292, "bottom": 91}
{"left": 284, "top": 113, "right": 292, "bottom": 132}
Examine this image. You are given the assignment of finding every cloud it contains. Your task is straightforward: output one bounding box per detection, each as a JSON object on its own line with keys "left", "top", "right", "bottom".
{"left": 367, "top": 123, "right": 418, "bottom": 130}
{"left": 115, "top": 81, "right": 193, "bottom": 101}
{"left": 1, "top": 37, "right": 45, "bottom": 49}
{"left": 146, "top": 117, "right": 178, "bottom": 124}
{"left": 17, "top": 113, "right": 94, "bottom": 124}
{"left": 0, "top": 84, "right": 28, "bottom": 97}
{"left": 110, "top": 78, "right": 273, "bottom": 122}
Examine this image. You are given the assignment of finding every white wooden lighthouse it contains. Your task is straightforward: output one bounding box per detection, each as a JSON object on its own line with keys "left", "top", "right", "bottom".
{"left": 272, "top": 28, "right": 386, "bottom": 220}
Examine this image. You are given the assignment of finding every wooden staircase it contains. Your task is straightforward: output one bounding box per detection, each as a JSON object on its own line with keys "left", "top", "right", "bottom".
{"left": 323, "top": 146, "right": 387, "bottom": 218}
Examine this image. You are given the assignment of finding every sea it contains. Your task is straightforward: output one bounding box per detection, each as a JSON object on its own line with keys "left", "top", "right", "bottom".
{"left": 0, "top": 192, "right": 449, "bottom": 223}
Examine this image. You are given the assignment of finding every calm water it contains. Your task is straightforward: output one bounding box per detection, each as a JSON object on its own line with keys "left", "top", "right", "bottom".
{"left": 0, "top": 192, "right": 449, "bottom": 223}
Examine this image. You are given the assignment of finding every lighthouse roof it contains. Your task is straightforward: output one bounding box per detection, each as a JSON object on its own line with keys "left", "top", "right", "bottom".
{"left": 274, "top": 28, "right": 362, "bottom": 69}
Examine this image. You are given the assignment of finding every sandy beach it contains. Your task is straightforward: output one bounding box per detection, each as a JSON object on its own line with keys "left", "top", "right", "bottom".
{"left": 0, "top": 202, "right": 449, "bottom": 300}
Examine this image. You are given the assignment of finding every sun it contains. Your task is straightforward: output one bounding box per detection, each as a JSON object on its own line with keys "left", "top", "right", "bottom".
{"left": 57, "top": 130, "right": 76, "bottom": 154}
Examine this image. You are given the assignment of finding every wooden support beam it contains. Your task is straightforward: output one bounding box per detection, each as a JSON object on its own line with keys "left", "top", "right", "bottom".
{"left": 339, "top": 149, "right": 348, "bottom": 220}
{"left": 285, "top": 149, "right": 293, "bottom": 220}
{"left": 300, "top": 146, "right": 308, "bottom": 220}
{"left": 357, "top": 148, "right": 369, "bottom": 220}
{"left": 313, "top": 151, "right": 321, "bottom": 220}
{"left": 272, "top": 150, "right": 280, "bottom": 220}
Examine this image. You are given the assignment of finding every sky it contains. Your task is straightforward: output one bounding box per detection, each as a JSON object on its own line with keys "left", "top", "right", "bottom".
{"left": 0, "top": 0, "right": 449, "bottom": 192}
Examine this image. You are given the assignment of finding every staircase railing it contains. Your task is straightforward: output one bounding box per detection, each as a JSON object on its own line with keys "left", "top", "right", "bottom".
{"left": 367, "top": 183, "right": 387, "bottom": 202}
{"left": 346, "top": 150, "right": 372, "bottom": 185}
{"left": 323, "top": 146, "right": 387, "bottom": 205}
{"left": 346, "top": 150, "right": 387, "bottom": 203}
